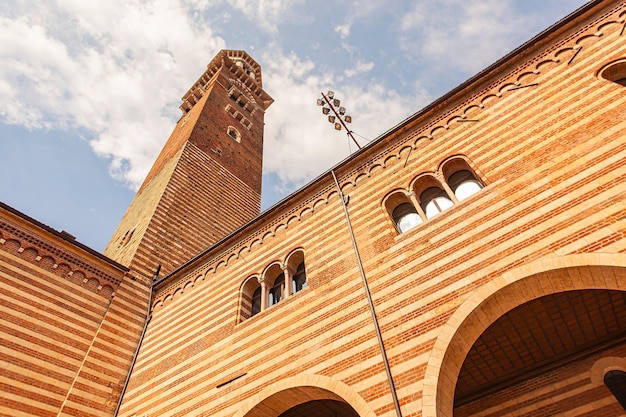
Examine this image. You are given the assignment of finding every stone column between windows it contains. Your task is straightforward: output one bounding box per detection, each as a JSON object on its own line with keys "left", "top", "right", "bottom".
{"left": 282, "top": 265, "right": 293, "bottom": 299}
{"left": 407, "top": 191, "right": 427, "bottom": 221}
{"left": 257, "top": 276, "right": 268, "bottom": 311}
{"left": 438, "top": 175, "right": 459, "bottom": 203}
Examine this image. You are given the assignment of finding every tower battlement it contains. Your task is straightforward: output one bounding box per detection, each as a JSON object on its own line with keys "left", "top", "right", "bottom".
{"left": 179, "top": 50, "right": 273, "bottom": 114}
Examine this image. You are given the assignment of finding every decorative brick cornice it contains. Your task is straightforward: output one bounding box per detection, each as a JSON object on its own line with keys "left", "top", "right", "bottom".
{"left": 0, "top": 220, "right": 122, "bottom": 297}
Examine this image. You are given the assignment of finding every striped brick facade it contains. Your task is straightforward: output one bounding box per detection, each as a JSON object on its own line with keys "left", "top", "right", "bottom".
{"left": 115, "top": 1, "right": 626, "bottom": 417}
{"left": 2, "top": 1, "right": 626, "bottom": 417}
{"left": 0, "top": 204, "right": 150, "bottom": 416}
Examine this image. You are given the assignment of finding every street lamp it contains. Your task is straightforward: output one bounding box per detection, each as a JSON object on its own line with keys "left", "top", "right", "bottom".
{"left": 317, "top": 90, "right": 361, "bottom": 149}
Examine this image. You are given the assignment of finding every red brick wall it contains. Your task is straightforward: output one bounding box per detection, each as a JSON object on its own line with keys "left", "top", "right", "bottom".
{"left": 104, "top": 52, "right": 269, "bottom": 280}
{"left": 0, "top": 208, "right": 149, "bottom": 416}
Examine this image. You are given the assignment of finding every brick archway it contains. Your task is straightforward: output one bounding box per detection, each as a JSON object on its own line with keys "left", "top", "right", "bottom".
{"left": 233, "top": 374, "right": 375, "bottom": 417}
{"left": 421, "top": 253, "right": 626, "bottom": 417}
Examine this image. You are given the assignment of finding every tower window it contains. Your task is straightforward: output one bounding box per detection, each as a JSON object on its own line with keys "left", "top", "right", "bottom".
{"left": 227, "top": 126, "right": 241, "bottom": 142}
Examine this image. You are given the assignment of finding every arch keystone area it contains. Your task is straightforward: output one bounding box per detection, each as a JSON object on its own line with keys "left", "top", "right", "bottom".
{"left": 422, "top": 253, "right": 626, "bottom": 417}
{"left": 233, "top": 374, "right": 375, "bottom": 417}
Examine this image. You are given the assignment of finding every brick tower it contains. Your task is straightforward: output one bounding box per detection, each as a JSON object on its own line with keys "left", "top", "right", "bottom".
{"left": 104, "top": 50, "right": 273, "bottom": 280}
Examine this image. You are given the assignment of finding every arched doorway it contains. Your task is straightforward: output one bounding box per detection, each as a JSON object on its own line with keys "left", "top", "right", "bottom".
{"left": 277, "top": 399, "right": 359, "bottom": 417}
{"left": 454, "top": 289, "right": 626, "bottom": 416}
{"left": 421, "top": 254, "right": 626, "bottom": 417}
{"left": 234, "top": 375, "right": 374, "bottom": 417}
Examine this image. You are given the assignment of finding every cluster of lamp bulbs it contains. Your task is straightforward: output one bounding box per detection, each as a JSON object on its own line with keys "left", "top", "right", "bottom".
{"left": 317, "top": 90, "right": 352, "bottom": 131}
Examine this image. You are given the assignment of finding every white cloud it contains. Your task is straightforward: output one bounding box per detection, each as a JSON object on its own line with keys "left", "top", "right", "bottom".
{"left": 261, "top": 49, "right": 427, "bottom": 194}
{"left": 335, "top": 23, "right": 351, "bottom": 38}
{"left": 399, "top": 0, "right": 527, "bottom": 73}
{"left": 0, "top": 0, "right": 226, "bottom": 189}
{"left": 195, "top": 0, "right": 304, "bottom": 33}
{"left": 344, "top": 60, "right": 374, "bottom": 78}
{"left": 0, "top": 0, "right": 430, "bottom": 197}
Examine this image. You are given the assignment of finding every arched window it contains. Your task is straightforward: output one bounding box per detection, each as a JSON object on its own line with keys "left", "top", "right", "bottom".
{"left": 227, "top": 126, "right": 241, "bottom": 142}
{"left": 269, "top": 273, "right": 284, "bottom": 306}
{"left": 448, "top": 170, "right": 483, "bottom": 201}
{"left": 241, "top": 251, "right": 307, "bottom": 322}
{"left": 240, "top": 275, "right": 261, "bottom": 321}
{"left": 384, "top": 190, "right": 424, "bottom": 234}
{"left": 392, "top": 202, "right": 422, "bottom": 233}
{"left": 420, "top": 187, "right": 454, "bottom": 218}
{"left": 605, "top": 370, "right": 626, "bottom": 409}
{"left": 599, "top": 59, "right": 626, "bottom": 86}
{"left": 292, "top": 261, "right": 307, "bottom": 293}
{"left": 251, "top": 286, "right": 261, "bottom": 317}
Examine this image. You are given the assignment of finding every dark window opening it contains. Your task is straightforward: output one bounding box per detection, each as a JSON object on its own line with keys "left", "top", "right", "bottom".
{"left": 227, "top": 126, "right": 241, "bottom": 142}
{"left": 251, "top": 287, "right": 261, "bottom": 317}
{"left": 292, "top": 261, "right": 307, "bottom": 293}
{"left": 269, "top": 273, "right": 284, "bottom": 306}
{"left": 599, "top": 60, "right": 626, "bottom": 87}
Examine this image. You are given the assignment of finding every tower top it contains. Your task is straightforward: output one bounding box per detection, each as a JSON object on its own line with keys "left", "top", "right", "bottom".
{"left": 179, "top": 50, "right": 272, "bottom": 114}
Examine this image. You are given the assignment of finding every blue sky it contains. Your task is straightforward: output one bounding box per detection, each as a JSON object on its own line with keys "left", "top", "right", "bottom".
{"left": 0, "top": 0, "right": 588, "bottom": 252}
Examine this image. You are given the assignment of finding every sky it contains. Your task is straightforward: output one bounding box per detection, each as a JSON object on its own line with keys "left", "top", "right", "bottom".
{"left": 0, "top": 0, "right": 590, "bottom": 252}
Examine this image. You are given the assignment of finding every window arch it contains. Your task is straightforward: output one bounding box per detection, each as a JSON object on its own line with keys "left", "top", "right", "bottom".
{"left": 420, "top": 186, "right": 454, "bottom": 218}
{"left": 448, "top": 170, "right": 483, "bottom": 201}
{"left": 240, "top": 275, "right": 261, "bottom": 321}
{"left": 227, "top": 125, "right": 241, "bottom": 142}
{"left": 382, "top": 156, "right": 486, "bottom": 232}
{"left": 393, "top": 203, "right": 422, "bottom": 232}
{"left": 269, "top": 274, "right": 284, "bottom": 306}
{"left": 384, "top": 190, "right": 423, "bottom": 234}
{"left": 251, "top": 287, "right": 261, "bottom": 316}
{"left": 411, "top": 174, "right": 455, "bottom": 220}
{"left": 263, "top": 263, "right": 285, "bottom": 307}
{"left": 286, "top": 249, "right": 307, "bottom": 295}
{"left": 292, "top": 261, "right": 307, "bottom": 293}
{"left": 442, "top": 156, "right": 484, "bottom": 202}
{"left": 604, "top": 370, "right": 626, "bottom": 409}
{"left": 240, "top": 250, "right": 308, "bottom": 322}
{"left": 598, "top": 58, "right": 626, "bottom": 86}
